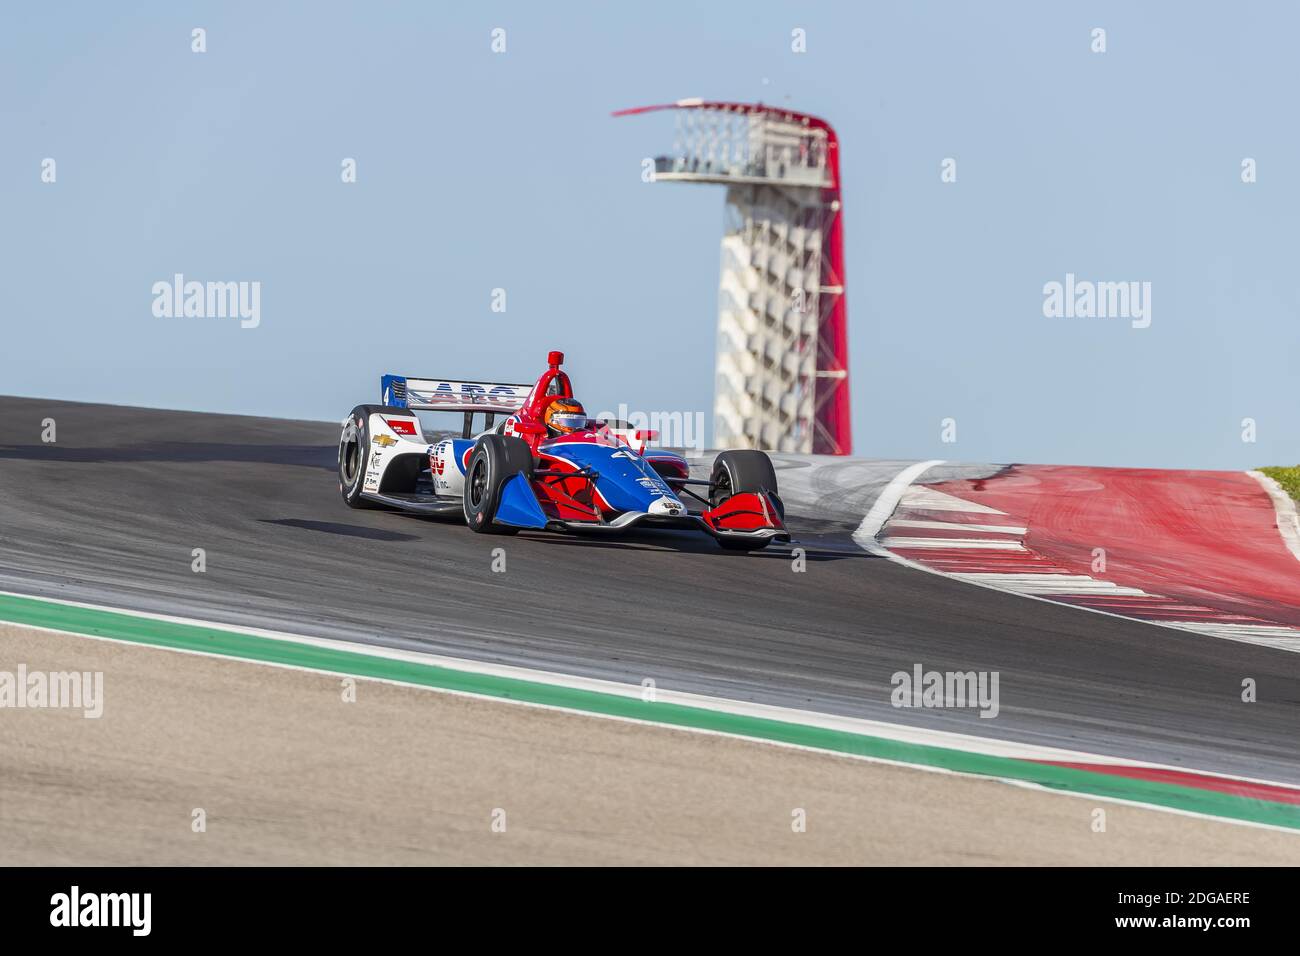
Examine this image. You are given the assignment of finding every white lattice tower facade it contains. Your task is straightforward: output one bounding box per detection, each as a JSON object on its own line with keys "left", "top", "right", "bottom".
{"left": 715, "top": 185, "right": 826, "bottom": 451}
{"left": 618, "top": 100, "right": 852, "bottom": 455}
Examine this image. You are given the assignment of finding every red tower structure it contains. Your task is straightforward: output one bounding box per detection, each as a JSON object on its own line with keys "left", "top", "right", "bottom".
{"left": 616, "top": 99, "right": 851, "bottom": 455}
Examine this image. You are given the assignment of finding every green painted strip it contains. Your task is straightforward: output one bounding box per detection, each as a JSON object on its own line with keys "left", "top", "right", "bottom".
{"left": 2, "top": 592, "right": 1298, "bottom": 831}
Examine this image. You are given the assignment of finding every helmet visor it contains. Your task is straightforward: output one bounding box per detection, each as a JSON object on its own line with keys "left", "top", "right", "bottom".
{"left": 548, "top": 412, "right": 588, "bottom": 433}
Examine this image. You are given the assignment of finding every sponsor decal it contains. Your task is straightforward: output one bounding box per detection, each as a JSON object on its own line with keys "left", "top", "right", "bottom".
{"left": 636, "top": 476, "right": 672, "bottom": 496}
{"left": 384, "top": 418, "right": 419, "bottom": 436}
{"left": 373, "top": 434, "right": 398, "bottom": 448}
{"left": 648, "top": 496, "right": 684, "bottom": 517}
{"left": 364, "top": 462, "right": 381, "bottom": 491}
{"left": 409, "top": 381, "right": 527, "bottom": 409}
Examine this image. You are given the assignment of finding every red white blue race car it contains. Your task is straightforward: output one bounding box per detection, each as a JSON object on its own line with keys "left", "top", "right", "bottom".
{"left": 337, "top": 351, "right": 789, "bottom": 551}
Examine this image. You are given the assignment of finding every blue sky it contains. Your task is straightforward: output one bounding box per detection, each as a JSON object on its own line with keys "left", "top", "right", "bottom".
{"left": 2, "top": 1, "right": 1296, "bottom": 468}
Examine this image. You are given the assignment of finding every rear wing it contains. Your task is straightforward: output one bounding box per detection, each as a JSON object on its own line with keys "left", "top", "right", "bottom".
{"left": 381, "top": 375, "right": 531, "bottom": 437}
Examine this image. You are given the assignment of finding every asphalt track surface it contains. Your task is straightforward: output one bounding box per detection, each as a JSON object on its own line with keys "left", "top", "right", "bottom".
{"left": 2, "top": 397, "right": 1299, "bottom": 785}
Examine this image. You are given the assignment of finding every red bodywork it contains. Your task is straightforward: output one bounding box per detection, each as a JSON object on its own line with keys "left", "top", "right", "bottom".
{"left": 501, "top": 350, "right": 574, "bottom": 453}
{"left": 700, "top": 492, "right": 782, "bottom": 534}
{"left": 533, "top": 447, "right": 604, "bottom": 522}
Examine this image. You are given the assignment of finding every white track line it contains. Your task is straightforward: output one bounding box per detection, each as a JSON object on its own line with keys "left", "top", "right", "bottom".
{"left": 950, "top": 573, "right": 1150, "bottom": 597}
{"left": 881, "top": 537, "right": 1027, "bottom": 551}
{"left": 954, "top": 573, "right": 1100, "bottom": 583}
{"left": 889, "top": 519, "right": 1029, "bottom": 535}
{"left": 854, "top": 459, "right": 946, "bottom": 552}
{"left": 1178, "top": 623, "right": 1300, "bottom": 652}
{"left": 900, "top": 486, "right": 1007, "bottom": 515}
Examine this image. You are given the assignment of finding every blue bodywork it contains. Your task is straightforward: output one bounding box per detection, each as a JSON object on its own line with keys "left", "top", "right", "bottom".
{"left": 380, "top": 374, "right": 408, "bottom": 409}
{"left": 495, "top": 473, "right": 550, "bottom": 529}
{"left": 493, "top": 438, "right": 688, "bottom": 530}
{"left": 542, "top": 441, "right": 681, "bottom": 513}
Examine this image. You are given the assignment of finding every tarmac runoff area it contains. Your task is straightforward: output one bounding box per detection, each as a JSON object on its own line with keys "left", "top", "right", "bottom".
{"left": 2, "top": 622, "right": 1296, "bottom": 866}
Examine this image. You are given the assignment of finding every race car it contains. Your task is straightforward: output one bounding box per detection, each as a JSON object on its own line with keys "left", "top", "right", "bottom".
{"left": 337, "top": 350, "right": 789, "bottom": 551}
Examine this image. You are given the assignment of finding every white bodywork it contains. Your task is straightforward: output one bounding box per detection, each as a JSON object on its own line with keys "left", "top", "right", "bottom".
{"left": 427, "top": 438, "right": 470, "bottom": 498}
{"left": 355, "top": 410, "right": 429, "bottom": 495}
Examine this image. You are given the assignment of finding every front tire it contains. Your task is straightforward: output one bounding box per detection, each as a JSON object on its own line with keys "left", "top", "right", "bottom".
{"left": 710, "top": 450, "right": 782, "bottom": 551}
{"left": 463, "top": 435, "right": 534, "bottom": 534}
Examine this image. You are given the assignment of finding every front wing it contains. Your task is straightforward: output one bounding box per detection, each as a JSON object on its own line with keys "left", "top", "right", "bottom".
{"left": 495, "top": 475, "right": 789, "bottom": 545}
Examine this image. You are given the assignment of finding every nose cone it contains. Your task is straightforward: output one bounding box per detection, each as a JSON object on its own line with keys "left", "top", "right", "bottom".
{"left": 648, "top": 496, "right": 686, "bottom": 517}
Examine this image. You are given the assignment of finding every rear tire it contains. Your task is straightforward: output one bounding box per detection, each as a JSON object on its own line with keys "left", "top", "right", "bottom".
{"left": 339, "top": 404, "right": 412, "bottom": 508}
{"left": 710, "top": 450, "right": 782, "bottom": 551}
{"left": 339, "top": 405, "right": 384, "bottom": 509}
{"left": 463, "top": 435, "right": 535, "bottom": 535}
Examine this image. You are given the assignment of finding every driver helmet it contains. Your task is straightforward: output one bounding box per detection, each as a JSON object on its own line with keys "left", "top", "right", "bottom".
{"left": 544, "top": 397, "right": 588, "bottom": 437}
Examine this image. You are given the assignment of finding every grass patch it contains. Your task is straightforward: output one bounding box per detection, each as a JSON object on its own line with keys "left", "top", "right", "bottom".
{"left": 1259, "top": 466, "right": 1300, "bottom": 503}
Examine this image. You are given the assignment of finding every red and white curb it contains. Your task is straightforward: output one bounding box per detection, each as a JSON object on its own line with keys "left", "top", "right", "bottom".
{"left": 857, "top": 462, "right": 1300, "bottom": 654}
